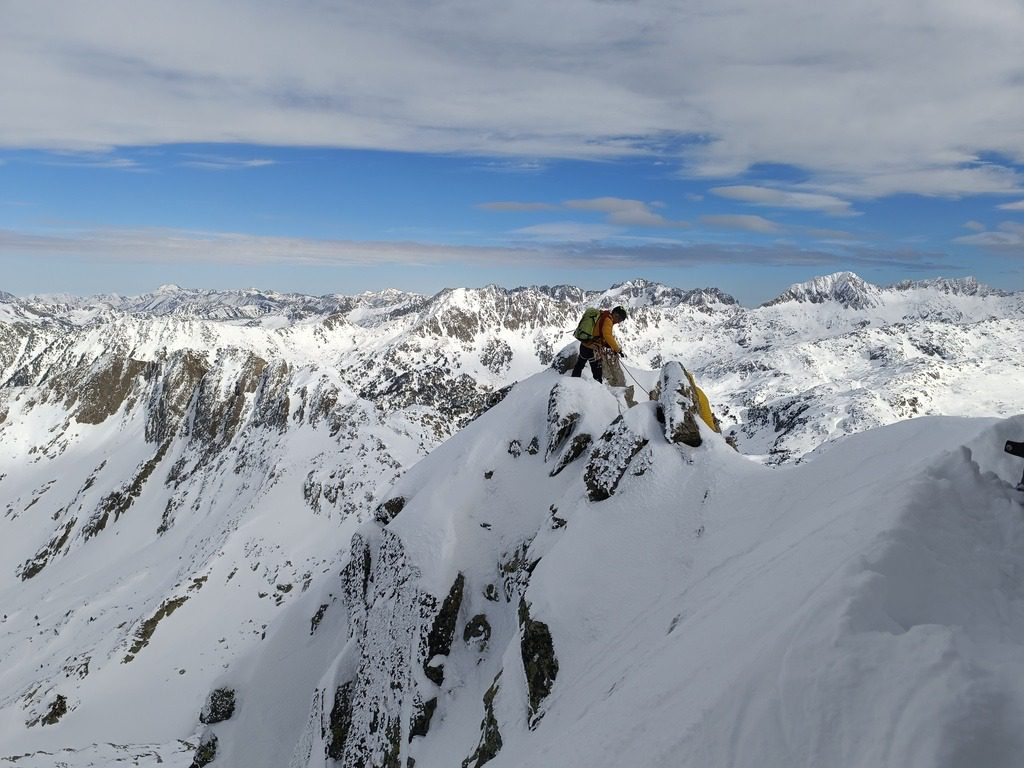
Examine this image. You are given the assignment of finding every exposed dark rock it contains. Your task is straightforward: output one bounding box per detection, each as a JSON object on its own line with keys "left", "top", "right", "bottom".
{"left": 73, "top": 358, "right": 152, "bottom": 425}
{"left": 500, "top": 539, "right": 539, "bottom": 601}
{"left": 188, "top": 351, "right": 267, "bottom": 450}
{"left": 549, "top": 433, "right": 592, "bottom": 476}
{"left": 424, "top": 658, "right": 445, "bottom": 687}
{"left": 584, "top": 417, "right": 649, "bottom": 502}
{"left": 545, "top": 384, "right": 581, "bottom": 460}
{"left": 200, "top": 688, "right": 236, "bottom": 725}
{"left": 82, "top": 441, "right": 170, "bottom": 540}
{"left": 479, "top": 384, "right": 514, "bottom": 416}
{"left": 461, "top": 672, "right": 503, "bottom": 768}
{"left": 549, "top": 505, "right": 567, "bottom": 529}
{"left": 327, "top": 682, "right": 355, "bottom": 760}
{"left": 463, "top": 614, "right": 492, "bottom": 650}
{"left": 123, "top": 595, "right": 189, "bottom": 663}
{"left": 17, "top": 518, "right": 75, "bottom": 581}
{"left": 383, "top": 717, "right": 403, "bottom": 768}
{"left": 551, "top": 345, "right": 577, "bottom": 374}
{"left": 145, "top": 351, "right": 209, "bottom": 443}
{"left": 507, "top": 440, "right": 522, "bottom": 457}
{"left": 190, "top": 732, "right": 218, "bottom": 768}
{"left": 39, "top": 694, "right": 68, "bottom": 726}
{"left": 409, "top": 696, "right": 437, "bottom": 740}
{"left": 518, "top": 599, "right": 558, "bottom": 727}
{"left": 480, "top": 338, "right": 513, "bottom": 375}
{"left": 250, "top": 359, "right": 291, "bottom": 431}
{"left": 375, "top": 496, "right": 406, "bottom": 524}
{"left": 483, "top": 470, "right": 494, "bottom": 480}
{"left": 526, "top": 437, "right": 540, "bottom": 455}
{"left": 310, "top": 604, "right": 329, "bottom": 635}
{"left": 423, "top": 573, "right": 465, "bottom": 686}
{"left": 483, "top": 584, "right": 500, "bottom": 602}
{"left": 655, "top": 362, "right": 704, "bottom": 447}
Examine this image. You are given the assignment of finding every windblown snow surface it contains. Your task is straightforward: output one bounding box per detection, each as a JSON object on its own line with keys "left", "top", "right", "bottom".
{"left": 81, "top": 367, "right": 1024, "bottom": 768}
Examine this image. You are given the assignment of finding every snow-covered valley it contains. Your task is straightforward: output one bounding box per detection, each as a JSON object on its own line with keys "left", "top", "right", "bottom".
{"left": 1, "top": 272, "right": 1023, "bottom": 767}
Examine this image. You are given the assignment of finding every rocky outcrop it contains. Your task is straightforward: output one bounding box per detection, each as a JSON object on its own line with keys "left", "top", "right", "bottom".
{"left": 545, "top": 383, "right": 582, "bottom": 461}
{"left": 330, "top": 530, "right": 424, "bottom": 767}
{"left": 199, "top": 687, "right": 236, "bottom": 725}
{"left": 655, "top": 362, "right": 704, "bottom": 447}
{"left": 422, "top": 572, "right": 465, "bottom": 685}
{"left": 190, "top": 732, "right": 218, "bottom": 768}
{"left": 518, "top": 599, "right": 558, "bottom": 727}
{"left": 584, "top": 417, "right": 650, "bottom": 502}
{"left": 462, "top": 673, "right": 503, "bottom": 768}
{"left": 549, "top": 433, "right": 593, "bottom": 476}
{"left": 144, "top": 350, "right": 209, "bottom": 443}
{"left": 73, "top": 357, "right": 153, "bottom": 425}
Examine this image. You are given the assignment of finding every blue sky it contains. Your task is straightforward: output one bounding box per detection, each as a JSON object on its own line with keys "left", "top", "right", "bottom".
{"left": 2, "top": 1, "right": 1023, "bottom": 305}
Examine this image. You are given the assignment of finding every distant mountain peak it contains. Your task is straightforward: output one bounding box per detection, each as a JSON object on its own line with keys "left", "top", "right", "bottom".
{"left": 889, "top": 275, "right": 1006, "bottom": 297}
{"left": 763, "top": 272, "right": 881, "bottom": 310}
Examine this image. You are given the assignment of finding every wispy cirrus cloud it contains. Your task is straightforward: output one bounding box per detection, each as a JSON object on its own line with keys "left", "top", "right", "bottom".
{"left": 481, "top": 197, "right": 688, "bottom": 228}
{"left": 512, "top": 221, "right": 622, "bottom": 242}
{"left": 37, "top": 152, "right": 145, "bottom": 171}
{"left": 998, "top": 200, "right": 1024, "bottom": 211}
{"left": 700, "top": 214, "right": 780, "bottom": 234}
{"left": 955, "top": 221, "right": 1024, "bottom": 248}
{"left": 563, "top": 197, "right": 688, "bottom": 228}
{"left": 179, "top": 154, "right": 276, "bottom": 170}
{"left": 0, "top": 225, "right": 956, "bottom": 273}
{"left": 710, "top": 186, "right": 857, "bottom": 217}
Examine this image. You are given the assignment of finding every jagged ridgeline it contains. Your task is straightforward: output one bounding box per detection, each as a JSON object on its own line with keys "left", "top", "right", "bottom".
{"left": 2, "top": 277, "right": 1024, "bottom": 766}
{"left": 204, "top": 364, "right": 734, "bottom": 768}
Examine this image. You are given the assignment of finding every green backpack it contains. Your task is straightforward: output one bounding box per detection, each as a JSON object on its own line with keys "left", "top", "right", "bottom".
{"left": 573, "top": 308, "right": 602, "bottom": 341}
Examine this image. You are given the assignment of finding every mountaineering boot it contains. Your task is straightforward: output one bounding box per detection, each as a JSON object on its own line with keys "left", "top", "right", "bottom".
{"left": 1005, "top": 440, "right": 1024, "bottom": 459}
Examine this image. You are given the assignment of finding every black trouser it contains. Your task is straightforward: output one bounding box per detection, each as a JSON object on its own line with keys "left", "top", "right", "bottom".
{"left": 570, "top": 344, "right": 602, "bottom": 382}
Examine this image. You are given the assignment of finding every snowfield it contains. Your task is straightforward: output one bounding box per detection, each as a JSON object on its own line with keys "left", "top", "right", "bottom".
{"left": 2, "top": 275, "right": 1024, "bottom": 767}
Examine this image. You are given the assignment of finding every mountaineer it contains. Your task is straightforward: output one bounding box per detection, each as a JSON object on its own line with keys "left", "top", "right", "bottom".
{"left": 570, "top": 305, "right": 628, "bottom": 387}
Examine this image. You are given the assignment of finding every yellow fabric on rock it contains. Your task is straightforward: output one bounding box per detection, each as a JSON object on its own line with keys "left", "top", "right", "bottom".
{"left": 685, "top": 369, "right": 720, "bottom": 433}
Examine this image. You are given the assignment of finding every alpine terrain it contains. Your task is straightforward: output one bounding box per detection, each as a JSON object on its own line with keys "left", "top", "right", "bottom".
{"left": 1, "top": 272, "right": 1023, "bottom": 767}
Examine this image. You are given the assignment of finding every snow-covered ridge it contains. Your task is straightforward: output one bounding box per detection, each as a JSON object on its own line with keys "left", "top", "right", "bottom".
{"left": 2, "top": 271, "right": 1024, "bottom": 766}
{"left": 200, "top": 370, "right": 1024, "bottom": 768}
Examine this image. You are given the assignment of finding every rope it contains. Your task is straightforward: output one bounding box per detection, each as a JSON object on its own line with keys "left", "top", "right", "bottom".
{"left": 621, "top": 360, "right": 646, "bottom": 391}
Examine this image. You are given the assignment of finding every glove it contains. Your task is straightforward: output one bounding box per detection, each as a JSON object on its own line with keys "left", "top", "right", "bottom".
{"left": 618, "top": 350, "right": 627, "bottom": 358}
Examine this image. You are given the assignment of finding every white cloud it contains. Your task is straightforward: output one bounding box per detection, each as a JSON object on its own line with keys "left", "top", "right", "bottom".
{"left": 37, "top": 152, "right": 143, "bottom": 170}
{"left": 1, "top": 1, "right": 1023, "bottom": 198}
{"left": 179, "top": 154, "right": 276, "bottom": 170}
{"left": 482, "top": 197, "right": 688, "bottom": 228}
{"left": 710, "top": 186, "right": 857, "bottom": 216}
{"left": 998, "top": 200, "right": 1024, "bottom": 211}
{"left": 963, "top": 220, "right": 986, "bottom": 232}
{"left": 0, "top": 224, "right": 952, "bottom": 271}
{"left": 700, "top": 214, "right": 780, "bottom": 234}
{"left": 564, "top": 197, "right": 688, "bottom": 228}
{"left": 511, "top": 221, "right": 622, "bottom": 242}
{"left": 955, "top": 221, "right": 1024, "bottom": 247}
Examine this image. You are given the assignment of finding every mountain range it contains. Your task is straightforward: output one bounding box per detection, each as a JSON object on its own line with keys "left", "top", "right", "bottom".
{"left": 1, "top": 272, "right": 1023, "bottom": 767}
